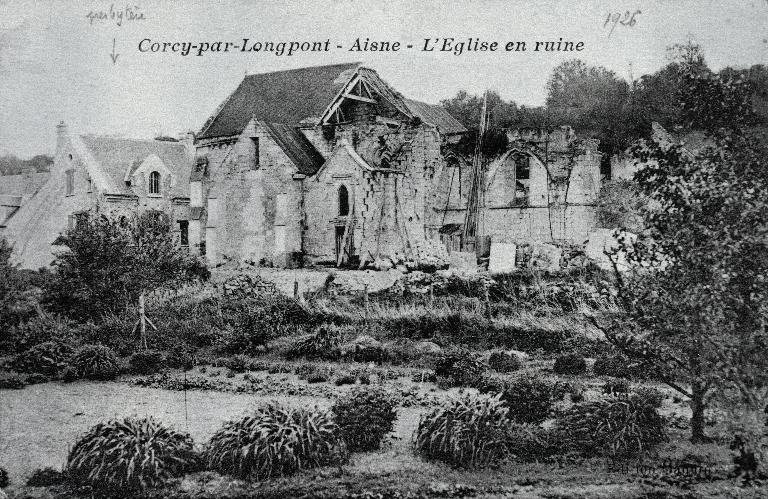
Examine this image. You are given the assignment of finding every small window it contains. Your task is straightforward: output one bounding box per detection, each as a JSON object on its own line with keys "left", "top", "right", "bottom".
{"left": 178, "top": 220, "right": 189, "bottom": 246}
{"left": 65, "top": 170, "right": 74, "bottom": 196}
{"left": 338, "top": 185, "right": 349, "bottom": 216}
{"left": 148, "top": 171, "right": 161, "bottom": 195}
{"left": 251, "top": 137, "right": 260, "bottom": 170}
{"left": 515, "top": 154, "right": 530, "bottom": 180}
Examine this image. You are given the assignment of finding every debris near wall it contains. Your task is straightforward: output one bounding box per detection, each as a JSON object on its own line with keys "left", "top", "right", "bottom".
{"left": 220, "top": 273, "right": 278, "bottom": 298}
{"left": 369, "top": 239, "right": 450, "bottom": 273}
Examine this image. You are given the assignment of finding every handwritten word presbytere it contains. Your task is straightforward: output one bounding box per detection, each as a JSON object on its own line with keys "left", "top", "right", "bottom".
{"left": 86, "top": 4, "right": 146, "bottom": 27}
{"left": 137, "top": 37, "right": 585, "bottom": 57}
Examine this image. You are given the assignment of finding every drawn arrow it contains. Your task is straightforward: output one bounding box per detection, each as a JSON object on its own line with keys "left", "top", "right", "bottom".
{"left": 110, "top": 38, "right": 119, "bottom": 65}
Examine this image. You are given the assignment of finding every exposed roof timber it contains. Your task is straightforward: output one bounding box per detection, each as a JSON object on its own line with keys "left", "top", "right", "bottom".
{"left": 343, "top": 93, "right": 377, "bottom": 104}
{"left": 321, "top": 74, "right": 366, "bottom": 124}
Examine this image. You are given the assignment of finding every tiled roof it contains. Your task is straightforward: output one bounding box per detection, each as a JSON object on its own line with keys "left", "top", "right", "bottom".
{"left": 79, "top": 136, "right": 192, "bottom": 197}
{"left": 403, "top": 99, "right": 467, "bottom": 134}
{"left": 263, "top": 123, "right": 325, "bottom": 176}
{"left": 198, "top": 63, "right": 361, "bottom": 139}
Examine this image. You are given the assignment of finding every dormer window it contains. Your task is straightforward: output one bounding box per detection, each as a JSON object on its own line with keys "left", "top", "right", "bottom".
{"left": 148, "top": 171, "right": 161, "bottom": 195}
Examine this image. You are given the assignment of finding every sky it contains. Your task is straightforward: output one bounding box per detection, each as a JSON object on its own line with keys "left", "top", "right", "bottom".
{"left": 0, "top": 0, "right": 766, "bottom": 158}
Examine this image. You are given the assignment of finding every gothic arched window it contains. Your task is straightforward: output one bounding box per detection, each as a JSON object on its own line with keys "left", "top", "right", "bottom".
{"left": 338, "top": 185, "right": 349, "bottom": 216}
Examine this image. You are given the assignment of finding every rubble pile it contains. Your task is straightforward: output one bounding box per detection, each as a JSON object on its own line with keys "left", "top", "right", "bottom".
{"left": 220, "top": 273, "right": 278, "bottom": 298}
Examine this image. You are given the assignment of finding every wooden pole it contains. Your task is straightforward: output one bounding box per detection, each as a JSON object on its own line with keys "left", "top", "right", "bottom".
{"left": 363, "top": 284, "right": 369, "bottom": 323}
{"left": 139, "top": 292, "right": 147, "bottom": 350}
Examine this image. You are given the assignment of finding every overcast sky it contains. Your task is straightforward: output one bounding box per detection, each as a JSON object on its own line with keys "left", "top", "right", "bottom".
{"left": 1, "top": 0, "right": 766, "bottom": 158}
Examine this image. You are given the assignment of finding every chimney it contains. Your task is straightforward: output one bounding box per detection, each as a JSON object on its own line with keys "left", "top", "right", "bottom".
{"left": 56, "top": 121, "right": 68, "bottom": 155}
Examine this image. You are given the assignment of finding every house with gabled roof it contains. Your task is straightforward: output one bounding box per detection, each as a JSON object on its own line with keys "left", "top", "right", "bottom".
{"left": 1, "top": 122, "right": 194, "bottom": 268}
{"left": 191, "top": 62, "right": 467, "bottom": 267}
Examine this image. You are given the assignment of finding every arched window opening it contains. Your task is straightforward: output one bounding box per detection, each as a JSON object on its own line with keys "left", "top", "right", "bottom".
{"left": 514, "top": 154, "right": 530, "bottom": 180}
{"left": 338, "top": 185, "right": 349, "bottom": 216}
{"left": 148, "top": 171, "right": 161, "bottom": 195}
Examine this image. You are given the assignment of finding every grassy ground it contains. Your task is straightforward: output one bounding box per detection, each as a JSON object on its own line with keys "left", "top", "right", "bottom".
{"left": 1, "top": 271, "right": 764, "bottom": 498}
{"left": 1, "top": 365, "right": 762, "bottom": 498}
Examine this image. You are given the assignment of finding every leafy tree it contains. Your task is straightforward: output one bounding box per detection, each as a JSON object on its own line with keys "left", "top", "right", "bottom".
{"left": 0, "top": 238, "right": 39, "bottom": 334}
{"left": 545, "top": 59, "right": 632, "bottom": 156}
{"left": 44, "top": 210, "right": 208, "bottom": 323}
{"left": 440, "top": 90, "right": 519, "bottom": 130}
{"left": 596, "top": 68, "right": 768, "bottom": 442}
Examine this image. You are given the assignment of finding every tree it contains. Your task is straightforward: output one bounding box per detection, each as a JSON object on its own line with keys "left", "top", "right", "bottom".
{"left": 545, "top": 59, "right": 632, "bottom": 156}
{"left": 44, "top": 211, "right": 209, "bottom": 326}
{"left": 596, "top": 68, "right": 768, "bottom": 443}
{"left": 440, "top": 90, "right": 520, "bottom": 130}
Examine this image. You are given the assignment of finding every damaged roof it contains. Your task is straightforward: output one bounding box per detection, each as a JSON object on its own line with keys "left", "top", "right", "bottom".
{"left": 198, "top": 63, "right": 467, "bottom": 140}
{"left": 79, "top": 135, "right": 192, "bottom": 198}
{"left": 263, "top": 123, "right": 326, "bottom": 176}
{"left": 198, "top": 63, "right": 361, "bottom": 140}
{"left": 403, "top": 99, "right": 467, "bottom": 135}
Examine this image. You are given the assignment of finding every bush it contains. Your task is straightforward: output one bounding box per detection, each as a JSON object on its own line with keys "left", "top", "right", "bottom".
{"left": 332, "top": 386, "right": 397, "bottom": 451}
{"left": 603, "top": 378, "right": 630, "bottom": 395}
{"left": 225, "top": 354, "right": 249, "bottom": 373}
{"left": 205, "top": 403, "right": 347, "bottom": 480}
{"left": 488, "top": 350, "right": 522, "bottom": 373}
{"left": 342, "top": 335, "right": 388, "bottom": 363}
{"left": 479, "top": 374, "right": 554, "bottom": 425}
{"left": 632, "top": 386, "right": 665, "bottom": 409}
{"left": 26, "top": 467, "right": 65, "bottom": 487}
{"left": 553, "top": 353, "right": 587, "bottom": 375}
{"left": 4, "top": 315, "right": 79, "bottom": 355}
{"left": 593, "top": 354, "right": 644, "bottom": 379}
{"left": 285, "top": 324, "right": 345, "bottom": 361}
{"left": 0, "top": 467, "right": 8, "bottom": 488}
{"left": 507, "top": 424, "right": 560, "bottom": 462}
{"left": 71, "top": 344, "right": 120, "bottom": 380}
{"left": 66, "top": 416, "right": 196, "bottom": 492}
{"left": 434, "top": 348, "right": 488, "bottom": 387}
{"left": 128, "top": 349, "right": 165, "bottom": 375}
{"left": 219, "top": 295, "right": 318, "bottom": 354}
{"left": 25, "top": 373, "right": 50, "bottom": 385}
{"left": 414, "top": 392, "right": 510, "bottom": 468}
{"left": 556, "top": 396, "right": 667, "bottom": 458}
{"left": 11, "top": 341, "right": 73, "bottom": 375}
{"left": 0, "top": 375, "right": 26, "bottom": 389}
{"left": 334, "top": 373, "right": 356, "bottom": 386}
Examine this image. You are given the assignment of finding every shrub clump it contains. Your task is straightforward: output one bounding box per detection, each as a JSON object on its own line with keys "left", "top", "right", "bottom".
{"left": 332, "top": 386, "right": 397, "bottom": 451}
{"left": 434, "top": 348, "right": 488, "bottom": 387}
{"left": 205, "top": 403, "right": 347, "bottom": 480}
{"left": 26, "top": 467, "right": 66, "bottom": 487}
{"left": 285, "top": 324, "right": 345, "bottom": 361}
{"left": 488, "top": 350, "right": 522, "bottom": 373}
{"left": 553, "top": 353, "right": 587, "bottom": 375}
{"left": 0, "top": 467, "right": 8, "bottom": 488}
{"left": 66, "top": 416, "right": 196, "bottom": 492}
{"left": 555, "top": 396, "right": 667, "bottom": 458}
{"left": 342, "top": 335, "right": 388, "bottom": 363}
{"left": 414, "top": 392, "right": 510, "bottom": 468}
{"left": 71, "top": 344, "right": 120, "bottom": 380}
{"left": 0, "top": 375, "right": 26, "bottom": 389}
{"left": 11, "top": 341, "right": 73, "bottom": 375}
{"left": 593, "top": 354, "right": 646, "bottom": 379}
{"left": 128, "top": 349, "right": 165, "bottom": 375}
{"left": 479, "top": 374, "right": 555, "bottom": 425}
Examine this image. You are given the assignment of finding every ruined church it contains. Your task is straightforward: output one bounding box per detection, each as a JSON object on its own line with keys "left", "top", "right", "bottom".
{"left": 190, "top": 63, "right": 603, "bottom": 268}
{"left": 1, "top": 62, "right": 608, "bottom": 270}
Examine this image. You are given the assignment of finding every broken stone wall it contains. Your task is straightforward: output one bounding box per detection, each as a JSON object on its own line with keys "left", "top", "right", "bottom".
{"left": 196, "top": 119, "right": 303, "bottom": 266}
